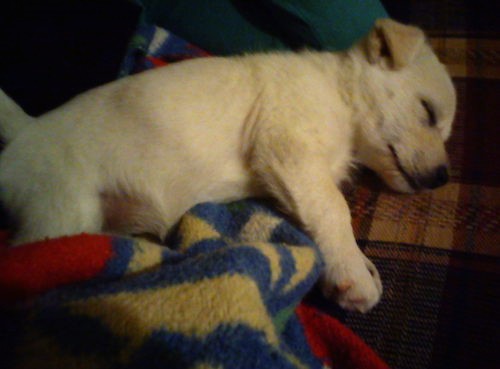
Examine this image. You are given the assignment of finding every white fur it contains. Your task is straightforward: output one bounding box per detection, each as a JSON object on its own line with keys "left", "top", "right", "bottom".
{"left": 0, "top": 19, "right": 456, "bottom": 312}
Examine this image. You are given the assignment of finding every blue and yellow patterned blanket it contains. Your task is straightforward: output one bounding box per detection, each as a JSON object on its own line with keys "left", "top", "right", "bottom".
{"left": 0, "top": 200, "right": 330, "bottom": 369}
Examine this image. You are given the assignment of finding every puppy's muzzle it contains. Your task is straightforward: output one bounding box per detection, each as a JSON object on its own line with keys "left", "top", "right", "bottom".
{"left": 389, "top": 145, "right": 449, "bottom": 191}
{"left": 417, "top": 165, "right": 449, "bottom": 190}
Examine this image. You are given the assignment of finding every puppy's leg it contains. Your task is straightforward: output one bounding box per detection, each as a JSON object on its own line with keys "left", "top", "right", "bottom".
{"left": 10, "top": 190, "right": 103, "bottom": 246}
{"left": 251, "top": 127, "right": 382, "bottom": 312}
{"left": 0, "top": 157, "right": 103, "bottom": 245}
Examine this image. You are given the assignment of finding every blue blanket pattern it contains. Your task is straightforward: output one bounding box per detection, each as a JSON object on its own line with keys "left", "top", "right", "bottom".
{"left": 1, "top": 200, "right": 327, "bottom": 369}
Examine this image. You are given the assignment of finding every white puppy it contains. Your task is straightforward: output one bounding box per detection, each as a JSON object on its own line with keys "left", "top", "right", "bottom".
{"left": 0, "top": 19, "right": 456, "bottom": 312}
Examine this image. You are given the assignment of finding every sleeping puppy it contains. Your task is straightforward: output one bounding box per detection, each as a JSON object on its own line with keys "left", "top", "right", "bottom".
{"left": 0, "top": 19, "right": 456, "bottom": 312}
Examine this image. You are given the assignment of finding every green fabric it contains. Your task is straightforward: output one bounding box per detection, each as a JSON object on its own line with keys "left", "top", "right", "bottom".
{"left": 137, "top": 0, "right": 387, "bottom": 55}
{"left": 270, "top": 0, "right": 388, "bottom": 50}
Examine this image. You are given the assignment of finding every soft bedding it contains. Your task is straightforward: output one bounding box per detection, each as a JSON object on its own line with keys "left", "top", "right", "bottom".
{"left": 0, "top": 200, "right": 389, "bottom": 369}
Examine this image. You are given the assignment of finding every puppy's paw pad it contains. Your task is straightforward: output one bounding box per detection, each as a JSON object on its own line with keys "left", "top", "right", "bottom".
{"left": 335, "top": 286, "right": 380, "bottom": 313}
{"left": 321, "top": 254, "right": 382, "bottom": 313}
{"left": 335, "top": 281, "right": 353, "bottom": 293}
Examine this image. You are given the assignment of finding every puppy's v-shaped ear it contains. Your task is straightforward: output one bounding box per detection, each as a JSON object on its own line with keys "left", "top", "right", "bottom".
{"left": 365, "top": 18, "right": 425, "bottom": 70}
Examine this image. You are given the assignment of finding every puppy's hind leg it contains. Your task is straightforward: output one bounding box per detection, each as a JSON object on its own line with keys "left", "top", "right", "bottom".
{"left": 4, "top": 177, "right": 103, "bottom": 246}
{"left": 11, "top": 192, "right": 103, "bottom": 246}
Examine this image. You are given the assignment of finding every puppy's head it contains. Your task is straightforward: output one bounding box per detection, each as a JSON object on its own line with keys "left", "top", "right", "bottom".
{"left": 351, "top": 19, "right": 456, "bottom": 193}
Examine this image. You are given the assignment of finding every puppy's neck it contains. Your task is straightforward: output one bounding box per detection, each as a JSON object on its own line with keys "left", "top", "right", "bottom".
{"left": 324, "top": 49, "right": 368, "bottom": 158}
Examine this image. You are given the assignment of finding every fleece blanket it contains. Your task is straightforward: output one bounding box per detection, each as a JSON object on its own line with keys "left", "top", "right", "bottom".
{"left": 0, "top": 200, "right": 389, "bottom": 369}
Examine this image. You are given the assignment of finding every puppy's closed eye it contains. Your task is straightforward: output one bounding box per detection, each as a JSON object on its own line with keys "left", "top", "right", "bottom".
{"left": 420, "top": 99, "right": 437, "bottom": 127}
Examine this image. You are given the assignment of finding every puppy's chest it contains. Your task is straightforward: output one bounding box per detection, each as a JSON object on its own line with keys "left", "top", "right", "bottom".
{"left": 329, "top": 146, "right": 353, "bottom": 184}
{"left": 322, "top": 122, "right": 354, "bottom": 184}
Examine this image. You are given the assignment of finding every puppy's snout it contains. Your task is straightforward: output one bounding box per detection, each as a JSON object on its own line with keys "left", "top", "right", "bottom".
{"left": 420, "top": 165, "right": 449, "bottom": 189}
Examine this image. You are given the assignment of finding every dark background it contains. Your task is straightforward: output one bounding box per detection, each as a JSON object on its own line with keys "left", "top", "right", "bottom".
{"left": 0, "top": 1, "right": 141, "bottom": 116}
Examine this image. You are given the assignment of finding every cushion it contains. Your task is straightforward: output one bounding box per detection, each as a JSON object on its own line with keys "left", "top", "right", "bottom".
{"left": 137, "top": 0, "right": 387, "bottom": 55}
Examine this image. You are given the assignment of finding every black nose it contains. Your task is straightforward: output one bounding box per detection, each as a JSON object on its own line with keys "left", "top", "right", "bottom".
{"left": 421, "top": 165, "right": 449, "bottom": 189}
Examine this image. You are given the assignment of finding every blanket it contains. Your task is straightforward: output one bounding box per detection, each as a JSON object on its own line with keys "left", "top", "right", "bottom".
{"left": 0, "top": 200, "right": 389, "bottom": 369}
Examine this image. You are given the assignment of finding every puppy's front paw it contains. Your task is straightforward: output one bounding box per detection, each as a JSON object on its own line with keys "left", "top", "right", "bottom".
{"left": 321, "top": 251, "right": 382, "bottom": 313}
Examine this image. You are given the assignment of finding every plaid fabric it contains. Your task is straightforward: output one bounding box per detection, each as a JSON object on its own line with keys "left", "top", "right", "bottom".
{"left": 346, "top": 181, "right": 499, "bottom": 255}
{"left": 323, "top": 2, "right": 500, "bottom": 368}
